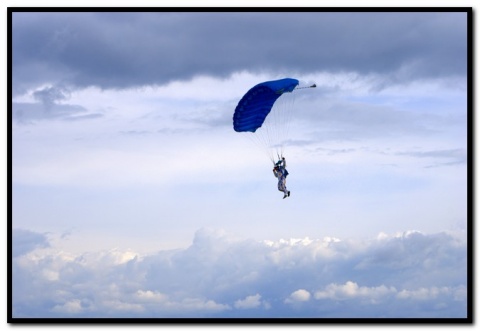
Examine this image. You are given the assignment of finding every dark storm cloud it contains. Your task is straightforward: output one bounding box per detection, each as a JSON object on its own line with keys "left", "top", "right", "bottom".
{"left": 33, "top": 85, "right": 70, "bottom": 108}
{"left": 12, "top": 11, "right": 467, "bottom": 94}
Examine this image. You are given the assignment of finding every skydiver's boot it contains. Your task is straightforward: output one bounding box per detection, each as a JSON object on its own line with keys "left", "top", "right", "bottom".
{"left": 283, "top": 193, "right": 287, "bottom": 199}
{"left": 288, "top": 191, "right": 291, "bottom": 197}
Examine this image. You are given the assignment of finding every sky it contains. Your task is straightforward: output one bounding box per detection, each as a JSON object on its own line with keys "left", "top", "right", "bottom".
{"left": 9, "top": 6, "right": 471, "bottom": 320}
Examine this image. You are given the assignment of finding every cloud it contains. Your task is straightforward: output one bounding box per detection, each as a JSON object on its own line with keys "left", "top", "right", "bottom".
{"left": 52, "top": 299, "right": 84, "bottom": 314}
{"left": 314, "top": 281, "right": 397, "bottom": 301}
{"left": 10, "top": 8, "right": 468, "bottom": 322}
{"left": 285, "top": 289, "right": 311, "bottom": 303}
{"left": 12, "top": 101, "right": 89, "bottom": 123}
{"left": 12, "top": 229, "right": 50, "bottom": 257}
{"left": 397, "top": 148, "right": 467, "bottom": 168}
{"left": 33, "top": 85, "right": 71, "bottom": 108}
{"left": 12, "top": 85, "right": 105, "bottom": 123}
{"left": 312, "top": 281, "right": 467, "bottom": 317}
{"left": 12, "top": 12, "right": 467, "bottom": 94}
{"left": 135, "top": 290, "right": 168, "bottom": 303}
{"left": 12, "top": 228, "right": 468, "bottom": 318}
{"left": 299, "top": 99, "right": 447, "bottom": 143}
{"left": 234, "top": 294, "right": 262, "bottom": 309}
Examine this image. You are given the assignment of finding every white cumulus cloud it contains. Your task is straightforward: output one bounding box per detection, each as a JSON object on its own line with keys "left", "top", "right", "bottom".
{"left": 285, "top": 289, "right": 311, "bottom": 303}
{"left": 12, "top": 227, "right": 468, "bottom": 318}
{"left": 234, "top": 294, "right": 262, "bottom": 309}
{"left": 314, "top": 281, "right": 397, "bottom": 301}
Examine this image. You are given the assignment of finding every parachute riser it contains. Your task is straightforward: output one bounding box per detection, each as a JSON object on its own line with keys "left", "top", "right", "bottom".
{"left": 294, "top": 84, "right": 316, "bottom": 90}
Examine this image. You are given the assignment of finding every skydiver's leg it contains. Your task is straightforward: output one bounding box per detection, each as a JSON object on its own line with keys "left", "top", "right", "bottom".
{"left": 281, "top": 179, "right": 289, "bottom": 199}
{"left": 284, "top": 179, "right": 290, "bottom": 198}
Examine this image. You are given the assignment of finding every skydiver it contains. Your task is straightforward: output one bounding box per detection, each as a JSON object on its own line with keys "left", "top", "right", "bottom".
{"left": 273, "top": 157, "right": 290, "bottom": 199}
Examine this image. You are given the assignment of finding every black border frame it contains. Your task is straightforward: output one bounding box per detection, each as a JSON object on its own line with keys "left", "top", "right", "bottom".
{"left": 7, "top": 7, "right": 474, "bottom": 324}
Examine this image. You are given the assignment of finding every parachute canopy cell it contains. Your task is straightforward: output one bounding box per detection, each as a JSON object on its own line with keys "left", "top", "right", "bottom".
{"left": 233, "top": 78, "right": 299, "bottom": 133}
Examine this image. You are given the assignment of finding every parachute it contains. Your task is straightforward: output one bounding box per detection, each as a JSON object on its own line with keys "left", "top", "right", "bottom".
{"left": 233, "top": 78, "right": 314, "bottom": 163}
{"left": 233, "top": 78, "right": 299, "bottom": 133}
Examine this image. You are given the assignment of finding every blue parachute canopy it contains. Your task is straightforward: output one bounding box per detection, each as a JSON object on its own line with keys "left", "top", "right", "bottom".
{"left": 233, "top": 78, "right": 299, "bottom": 132}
